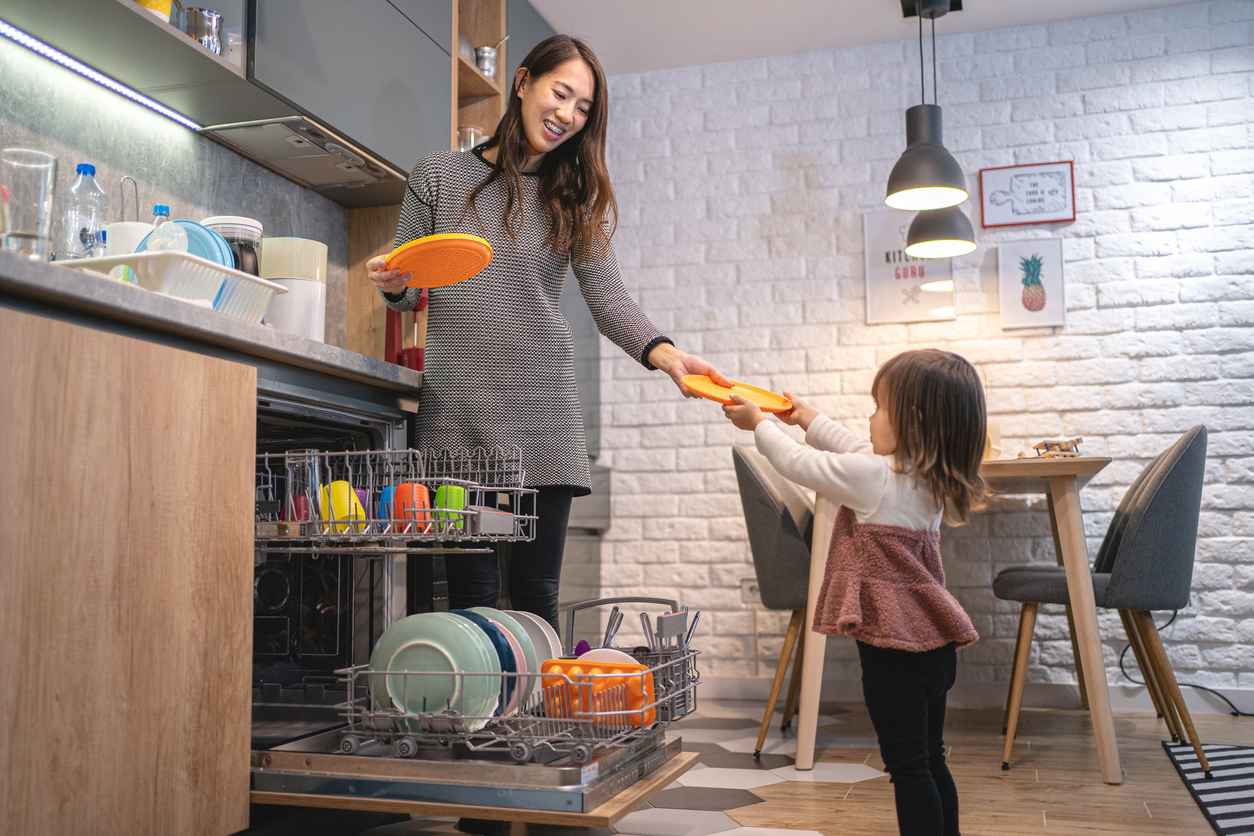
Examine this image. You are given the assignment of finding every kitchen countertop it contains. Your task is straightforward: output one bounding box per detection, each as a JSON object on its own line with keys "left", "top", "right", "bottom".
{"left": 0, "top": 250, "right": 422, "bottom": 394}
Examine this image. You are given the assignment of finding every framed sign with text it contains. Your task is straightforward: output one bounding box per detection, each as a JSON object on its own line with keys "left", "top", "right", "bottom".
{"left": 979, "top": 161, "right": 1075, "bottom": 228}
{"left": 864, "top": 210, "right": 955, "bottom": 325}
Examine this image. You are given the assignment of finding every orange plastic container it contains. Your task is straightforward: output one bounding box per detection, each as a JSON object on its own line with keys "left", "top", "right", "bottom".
{"left": 540, "top": 658, "right": 655, "bottom": 727}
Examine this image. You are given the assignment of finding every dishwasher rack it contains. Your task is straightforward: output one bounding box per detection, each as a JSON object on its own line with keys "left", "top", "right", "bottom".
{"left": 254, "top": 446, "right": 538, "bottom": 554}
{"left": 334, "top": 599, "right": 700, "bottom": 765}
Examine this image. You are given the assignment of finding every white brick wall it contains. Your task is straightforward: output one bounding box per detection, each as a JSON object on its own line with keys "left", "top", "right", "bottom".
{"left": 596, "top": 1, "right": 1254, "bottom": 701}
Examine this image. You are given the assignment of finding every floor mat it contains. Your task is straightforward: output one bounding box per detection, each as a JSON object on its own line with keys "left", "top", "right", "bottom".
{"left": 1163, "top": 742, "right": 1254, "bottom": 835}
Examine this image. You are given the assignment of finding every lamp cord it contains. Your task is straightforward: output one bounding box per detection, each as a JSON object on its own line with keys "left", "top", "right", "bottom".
{"left": 932, "top": 17, "right": 938, "bottom": 105}
{"left": 918, "top": 12, "right": 925, "bottom": 104}
{"left": 1118, "top": 610, "right": 1252, "bottom": 717}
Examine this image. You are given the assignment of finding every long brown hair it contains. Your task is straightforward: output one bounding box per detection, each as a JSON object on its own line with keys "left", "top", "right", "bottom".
{"left": 872, "top": 349, "right": 987, "bottom": 524}
{"left": 466, "top": 35, "right": 616, "bottom": 262}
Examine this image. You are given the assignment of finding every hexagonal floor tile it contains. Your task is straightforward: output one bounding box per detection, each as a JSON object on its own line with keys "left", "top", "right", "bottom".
{"left": 717, "top": 736, "right": 798, "bottom": 756}
{"left": 675, "top": 767, "right": 784, "bottom": 790}
{"left": 770, "top": 763, "right": 886, "bottom": 783}
{"left": 612, "top": 807, "right": 740, "bottom": 836}
{"left": 671, "top": 717, "right": 759, "bottom": 731}
{"left": 675, "top": 727, "right": 753, "bottom": 744}
{"left": 694, "top": 750, "right": 794, "bottom": 770}
{"left": 649, "top": 787, "right": 765, "bottom": 811}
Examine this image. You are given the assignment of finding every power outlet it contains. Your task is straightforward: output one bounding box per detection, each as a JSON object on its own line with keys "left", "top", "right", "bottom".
{"left": 740, "top": 578, "right": 762, "bottom": 605}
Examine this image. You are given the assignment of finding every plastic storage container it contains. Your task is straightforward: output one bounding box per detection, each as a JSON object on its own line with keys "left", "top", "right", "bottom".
{"left": 54, "top": 164, "right": 109, "bottom": 261}
{"left": 202, "top": 215, "right": 262, "bottom": 276}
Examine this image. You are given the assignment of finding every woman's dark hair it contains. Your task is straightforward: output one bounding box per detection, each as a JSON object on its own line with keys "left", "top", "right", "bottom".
{"left": 872, "top": 349, "right": 987, "bottom": 524}
{"left": 467, "top": 35, "right": 615, "bottom": 263}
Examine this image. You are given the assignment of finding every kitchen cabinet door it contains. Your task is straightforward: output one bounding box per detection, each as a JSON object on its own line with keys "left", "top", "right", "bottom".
{"left": 0, "top": 308, "right": 255, "bottom": 836}
{"left": 251, "top": 0, "right": 452, "bottom": 174}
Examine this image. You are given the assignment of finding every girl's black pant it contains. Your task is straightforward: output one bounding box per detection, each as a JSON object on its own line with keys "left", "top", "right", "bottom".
{"left": 857, "top": 640, "right": 960, "bottom": 836}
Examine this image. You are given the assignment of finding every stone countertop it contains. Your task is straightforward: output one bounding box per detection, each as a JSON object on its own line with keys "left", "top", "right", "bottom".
{"left": 0, "top": 250, "right": 421, "bottom": 393}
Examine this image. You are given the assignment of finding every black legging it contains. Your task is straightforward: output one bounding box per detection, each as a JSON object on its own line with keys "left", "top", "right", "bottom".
{"left": 444, "top": 486, "right": 573, "bottom": 633}
{"left": 857, "top": 641, "right": 960, "bottom": 836}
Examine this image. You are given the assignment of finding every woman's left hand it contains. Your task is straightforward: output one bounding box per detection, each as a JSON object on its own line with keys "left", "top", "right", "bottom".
{"left": 647, "top": 343, "right": 733, "bottom": 398}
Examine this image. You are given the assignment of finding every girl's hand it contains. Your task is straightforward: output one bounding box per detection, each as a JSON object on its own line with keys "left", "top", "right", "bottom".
{"left": 723, "top": 394, "right": 767, "bottom": 431}
{"left": 366, "top": 255, "right": 411, "bottom": 295}
{"left": 778, "top": 391, "right": 821, "bottom": 431}
{"left": 647, "top": 343, "right": 733, "bottom": 398}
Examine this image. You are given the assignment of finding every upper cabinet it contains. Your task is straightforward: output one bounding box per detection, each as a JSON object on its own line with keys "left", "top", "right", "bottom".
{"left": 3, "top": 0, "right": 556, "bottom": 206}
{"left": 2, "top": 0, "right": 296, "bottom": 126}
{"left": 249, "top": 0, "right": 452, "bottom": 177}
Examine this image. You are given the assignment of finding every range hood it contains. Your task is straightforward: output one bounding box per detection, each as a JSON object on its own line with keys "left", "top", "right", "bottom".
{"left": 201, "top": 116, "right": 408, "bottom": 209}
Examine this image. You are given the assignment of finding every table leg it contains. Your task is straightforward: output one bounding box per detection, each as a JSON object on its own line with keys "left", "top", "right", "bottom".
{"left": 1049, "top": 475, "right": 1123, "bottom": 784}
{"left": 1048, "top": 494, "right": 1089, "bottom": 710}
{"left": 794, "top": 496, "right": 836, "bottom": 770}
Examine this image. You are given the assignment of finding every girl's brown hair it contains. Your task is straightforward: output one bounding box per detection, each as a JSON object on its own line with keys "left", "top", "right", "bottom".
{"left": 872, "top": 349, "right": 987, "bottom": 524}
{"left": 467, "top": 35, "right": 615, "bottom": 263}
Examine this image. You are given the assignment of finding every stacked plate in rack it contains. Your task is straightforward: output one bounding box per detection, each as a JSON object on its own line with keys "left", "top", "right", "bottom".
{"left": 368, "top": 607, "right": 563, "bottom": 732}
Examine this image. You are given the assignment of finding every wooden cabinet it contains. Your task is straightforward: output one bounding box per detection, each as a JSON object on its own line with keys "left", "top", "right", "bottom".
{"left": 251, "top": 0, "right": 453, "bottom": 174}
{"left": 0, "top": 308, "right": 256, "bottom": 836}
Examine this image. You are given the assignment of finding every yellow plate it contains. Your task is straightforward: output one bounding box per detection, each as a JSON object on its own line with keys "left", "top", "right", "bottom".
{"left": 681, "top": 375, "right": 792, "bottom": 413}
{"left": 385, "top": 233, "right": 493, "bottom": 289}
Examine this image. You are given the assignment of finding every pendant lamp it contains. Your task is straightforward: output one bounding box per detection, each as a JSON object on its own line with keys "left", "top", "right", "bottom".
{"left": 905, "top": 205, "right": 976, "bottom": 259}
{"left": 885, "top": 0, "right": 967, "bottom": 212}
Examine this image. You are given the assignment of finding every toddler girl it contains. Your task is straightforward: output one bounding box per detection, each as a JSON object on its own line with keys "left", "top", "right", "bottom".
{"left": 723, "top": 348, "right": 986, "bottom": 836}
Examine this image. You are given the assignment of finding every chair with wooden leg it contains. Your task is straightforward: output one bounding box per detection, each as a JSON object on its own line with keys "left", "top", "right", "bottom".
{"left": 992, "top": 426, "right": 1210, "bottom": 776}
{"left": 732, "top": 446, "right": 814, "bottom": 760}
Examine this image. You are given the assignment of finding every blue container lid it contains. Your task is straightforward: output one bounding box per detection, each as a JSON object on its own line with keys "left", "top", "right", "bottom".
{"left": 153, "top": 204, "right": 170, "bottom": 215}
{"left": 76, "top": 163, "right": 95, "bottom": 176}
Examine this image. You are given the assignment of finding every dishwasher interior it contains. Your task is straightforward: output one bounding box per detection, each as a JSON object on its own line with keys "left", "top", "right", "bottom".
{"left": 252, "top": 395, "right": 404, "bottom": 751}
{"left": 249, "top": 392, "right": 699, "bottom": 820}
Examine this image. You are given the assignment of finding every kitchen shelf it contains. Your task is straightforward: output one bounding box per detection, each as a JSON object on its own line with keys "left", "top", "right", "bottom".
{"left": 457, "top": 52, "right": 501, "bottom": 100}
{"left": 3, "top": 0, "right": 295, "bottom": 127}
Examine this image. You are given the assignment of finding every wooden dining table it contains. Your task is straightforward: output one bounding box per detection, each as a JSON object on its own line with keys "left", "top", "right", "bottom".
{"left": 791, "top": 455, "right": 1123, "bottom": 785}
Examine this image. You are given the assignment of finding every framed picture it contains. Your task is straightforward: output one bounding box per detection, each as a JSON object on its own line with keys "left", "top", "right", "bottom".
{"left": 998, "top": 238, "right": 1065, "bottom": 329}
{"left": 864, "top": 210, "right": 955, "bottom": 325}
{"left": 980, "top": 161, "right": 1075, "bottom": 228}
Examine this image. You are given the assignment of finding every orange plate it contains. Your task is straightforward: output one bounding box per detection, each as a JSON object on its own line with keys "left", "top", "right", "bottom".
{"left": 385, "top": 233, "right": 493, "bottom": 289}
{"left": 681, "top": 375, "right": 792, "bottom": 413}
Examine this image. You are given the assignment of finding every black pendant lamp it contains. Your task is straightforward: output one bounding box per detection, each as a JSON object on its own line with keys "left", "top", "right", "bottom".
{"left": 905, "top": 204, "right": 976, "bottom": 258}
{"left": 885, "top": 0, "right": 967, "bottom": 212}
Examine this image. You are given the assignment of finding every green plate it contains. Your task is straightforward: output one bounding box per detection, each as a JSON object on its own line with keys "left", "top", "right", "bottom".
{"left": 470, "top": 606, "right": 538, "bottom": 707}
{"left": 369, "top": 612, "right": 501, "bottom": 732}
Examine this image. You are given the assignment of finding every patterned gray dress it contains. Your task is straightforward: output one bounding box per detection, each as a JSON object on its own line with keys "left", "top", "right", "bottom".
{"left": 383, "top": 149, "right": 670, "bottom": 495}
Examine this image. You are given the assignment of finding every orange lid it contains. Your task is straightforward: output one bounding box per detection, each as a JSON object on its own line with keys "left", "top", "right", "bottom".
{"left": 385, "top": 233, "right": 493, "bottom": 289}
{"left": 681, "top": 375, "right": 793, "bottom": 413}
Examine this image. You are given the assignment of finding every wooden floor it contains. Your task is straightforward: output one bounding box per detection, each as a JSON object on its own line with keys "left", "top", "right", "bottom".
{"left": 730, "top": 703, "right": 1252, "bottom": 836}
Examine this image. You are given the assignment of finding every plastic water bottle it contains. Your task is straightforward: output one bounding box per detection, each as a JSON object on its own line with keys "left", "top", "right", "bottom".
{"left": 147, "top": 204, "right": 187, "bottom": 252}
{"left": 54, "top": 163, "right": 110, "bottom": 260}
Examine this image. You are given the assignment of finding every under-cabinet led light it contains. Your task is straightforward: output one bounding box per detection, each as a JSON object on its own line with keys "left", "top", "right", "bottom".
{"left": 0, "top": 17, "right": 202, "bottom": 131}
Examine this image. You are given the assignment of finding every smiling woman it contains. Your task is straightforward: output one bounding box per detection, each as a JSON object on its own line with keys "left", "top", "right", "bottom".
{"left": 364, "top": 35, "right": 728, "bottom": 644}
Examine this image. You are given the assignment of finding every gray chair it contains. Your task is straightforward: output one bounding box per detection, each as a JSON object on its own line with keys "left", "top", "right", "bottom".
{"left": 732, "top": 445, "right": 814, "bottom": 760}
{"left": 993, "top": 426, "right": 1210, "bottom": 776}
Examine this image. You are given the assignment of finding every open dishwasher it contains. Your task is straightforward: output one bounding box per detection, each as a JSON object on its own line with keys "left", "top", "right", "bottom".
{"left": 249, "top": 428, "right": 699, "bottom": 826}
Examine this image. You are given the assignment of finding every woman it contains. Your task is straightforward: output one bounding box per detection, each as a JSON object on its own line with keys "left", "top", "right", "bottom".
{"left": 367, "top": 35, "right": 726, "bottom": 634}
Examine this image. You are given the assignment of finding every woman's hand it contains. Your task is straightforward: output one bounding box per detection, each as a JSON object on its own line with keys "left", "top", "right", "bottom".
{"left": 366, "top": 255, "right": 411, "bottom": 295}
{"left": 778, "top": 391, "right": 820, "bottom": 432}
{"left": 647, "top": 343, "right": 733, "bottom": 398}
{"left": 722, "top": 394, "right": 767, "bottom": 431}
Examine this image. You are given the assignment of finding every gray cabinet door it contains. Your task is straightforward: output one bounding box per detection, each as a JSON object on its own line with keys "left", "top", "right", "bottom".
{"left": 389, "top": 0, "right": 453, "bottom": 55}
{"left": 251, "top": 0, "right": 451, "bottom": 173}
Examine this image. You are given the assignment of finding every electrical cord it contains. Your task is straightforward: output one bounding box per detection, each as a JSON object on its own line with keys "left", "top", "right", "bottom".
{"left": 1118, "top": 610, "right": 1252, "bottom": 717}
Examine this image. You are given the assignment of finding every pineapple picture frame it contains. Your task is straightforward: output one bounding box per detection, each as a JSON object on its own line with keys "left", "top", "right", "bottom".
{"left": 998, "top": 238, "right": 1066, "bottom": 329}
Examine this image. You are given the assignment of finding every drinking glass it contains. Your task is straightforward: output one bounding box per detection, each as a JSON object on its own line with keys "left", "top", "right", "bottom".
{"left": 285, "top": 448, "right": 324, "bottom": 522}
{"left": 1, "top": 149, "right": 58, "bottom": 261}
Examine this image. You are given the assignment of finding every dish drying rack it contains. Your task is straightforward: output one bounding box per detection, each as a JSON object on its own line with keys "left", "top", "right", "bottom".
{"left": 254, "top": 446, "right": 538, "bottom": 555}
{"left": 335, "top": 598, "right": 699, "bottom": 765}
{"left": 66, "top": 251, "right": 286, "bottom": 324}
